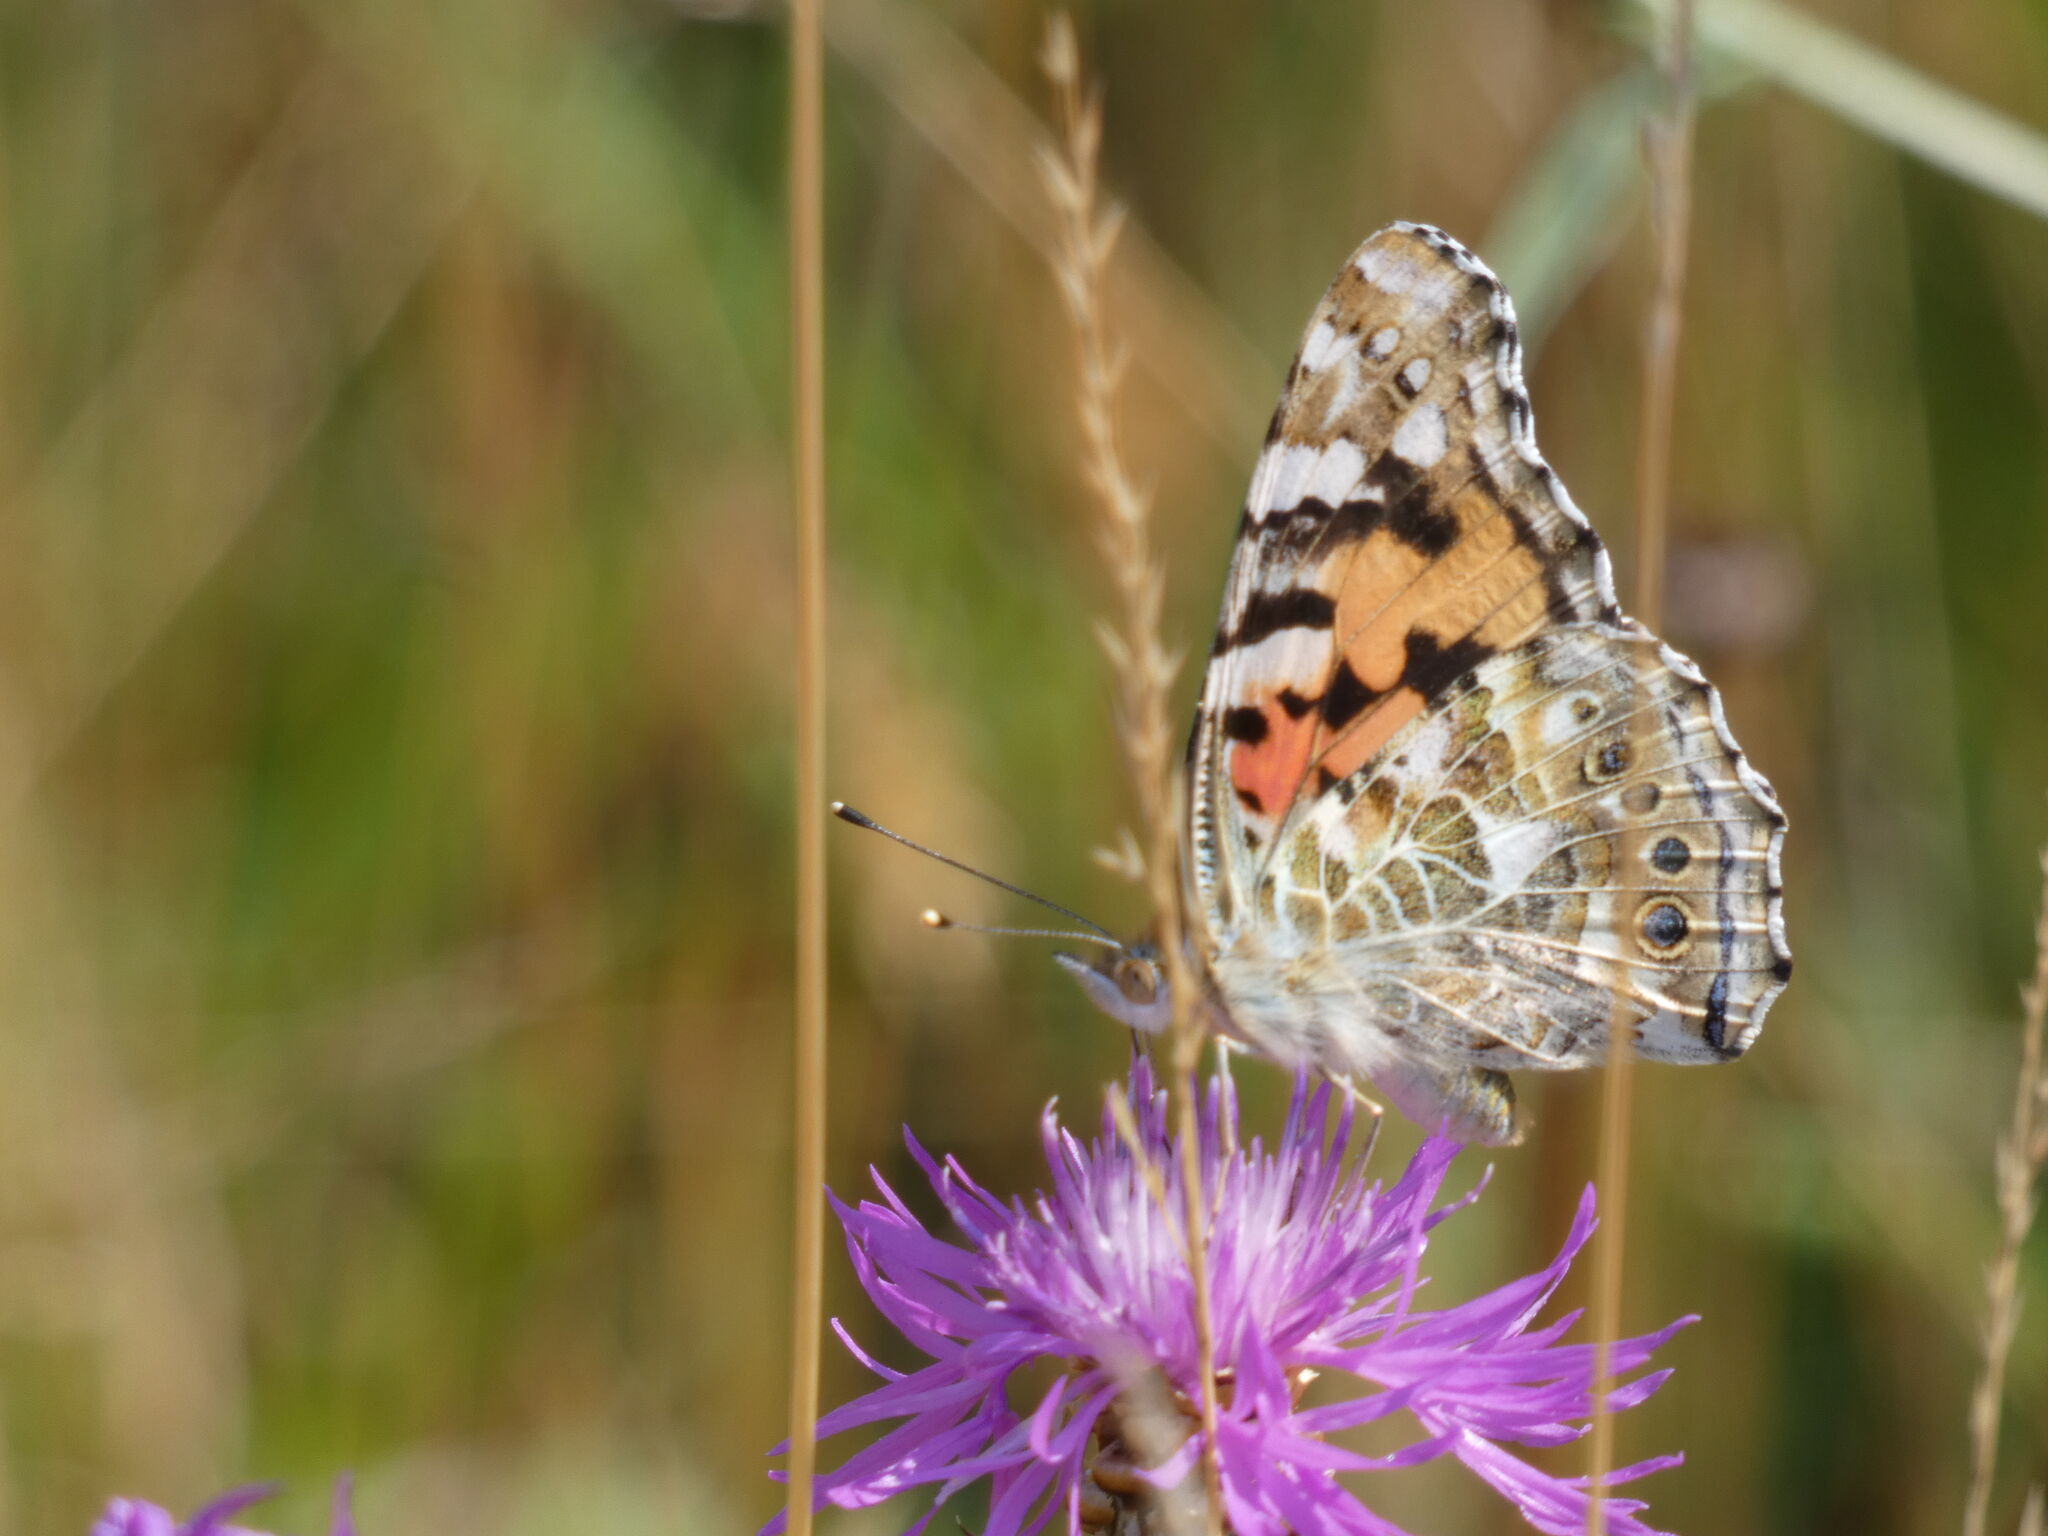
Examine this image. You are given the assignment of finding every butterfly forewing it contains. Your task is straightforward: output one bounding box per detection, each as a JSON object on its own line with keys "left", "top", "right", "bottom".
{"left": 1191, "top": 224, "right": 1618, "bottom": 928}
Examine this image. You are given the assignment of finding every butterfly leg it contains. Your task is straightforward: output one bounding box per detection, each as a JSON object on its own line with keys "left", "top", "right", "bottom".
{"left": 1213, "top": 1038, "right": 1242, "bottom": 1163}
{"left": 1330, "top": 1074, "right": 1386, "bottom": 1169}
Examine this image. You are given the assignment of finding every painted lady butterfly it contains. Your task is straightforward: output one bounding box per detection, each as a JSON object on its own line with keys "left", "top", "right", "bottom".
{"left": 1060, "top": 223, "right": 1791, "bottom": 1145}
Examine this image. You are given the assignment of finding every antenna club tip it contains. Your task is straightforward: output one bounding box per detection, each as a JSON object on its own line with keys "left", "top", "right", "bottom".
{"left": 829, "top": 800, "right": 846, "bottom": 814}
{"left": 831, "top": 801, "right": 875, "bottom": 828}
{"left": 921, "top": 909, "right": 952, "bottom": 929}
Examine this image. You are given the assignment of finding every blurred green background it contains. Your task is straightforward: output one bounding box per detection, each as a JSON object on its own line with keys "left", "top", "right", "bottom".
{"left": 1, "top": 0, "right": 2045, "bottom": 1531}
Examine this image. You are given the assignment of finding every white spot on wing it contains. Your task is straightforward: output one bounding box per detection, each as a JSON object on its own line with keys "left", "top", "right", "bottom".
{"left": 1308, "top": 792, "right": 1362, "bottom": 862}
{"left": 1366, "top": 326, "right": 1400, "bottom": 360}
{"left": 1400, "top": 357, "right": 1432, "bottom": 392}
{"left": 1305, "top": 439, "right": 1366, "bottom": 506}
{"left": 1246, "top": 442, "right": 1322, "bottom": 522}
{"left": 1406, "top": 713, "right": 1453, "bottom": 775}
{"left": 1392, "top": 402, "right": 1448, "bottom": 468}
{"left": 1475, "top": 813, "right": 1563, "bottom": 893}
{"left": 1541, "top": 690, "right": 1602, "bottom": 748}
{"left": 1229, "top": 628, "right": 1328, "bottom": 690}
{"left": 1300, "top": 321, "right": 1345, "bottom": 372}
{"left": 1636, "top": 1006, "right": 1714, "bottom": 1062}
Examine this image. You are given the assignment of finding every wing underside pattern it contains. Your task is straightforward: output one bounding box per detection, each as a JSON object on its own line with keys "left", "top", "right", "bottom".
{"left": 1183, "top": 224, "right": 1790, "bottom": 1140}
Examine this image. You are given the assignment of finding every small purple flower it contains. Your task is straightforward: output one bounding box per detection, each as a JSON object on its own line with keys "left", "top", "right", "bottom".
{"left": 772, "top": 1062, "right": 1692, "bottom": 1536}
{"left": 93, "top": 1478, "right": 355, "bottom": 1536}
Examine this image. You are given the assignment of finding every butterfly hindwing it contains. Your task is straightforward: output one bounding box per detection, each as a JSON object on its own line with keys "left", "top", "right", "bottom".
{"left": 1220, "top": 624, "right": 1790, "bottom": 1076}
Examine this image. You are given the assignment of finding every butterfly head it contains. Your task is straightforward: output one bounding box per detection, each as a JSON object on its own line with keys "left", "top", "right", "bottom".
{"left": 1055, "top": 941, "right": 1172, "bottom": 1035}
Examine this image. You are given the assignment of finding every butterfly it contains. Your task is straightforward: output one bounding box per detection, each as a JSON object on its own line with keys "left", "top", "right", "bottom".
{"left": 1058, "top": 223, "right": 1791, "bottom": 1145}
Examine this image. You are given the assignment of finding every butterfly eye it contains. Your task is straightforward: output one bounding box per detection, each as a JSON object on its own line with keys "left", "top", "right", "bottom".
{"left": 1114, "top": 958, "right": 1158, "bottom": 1005}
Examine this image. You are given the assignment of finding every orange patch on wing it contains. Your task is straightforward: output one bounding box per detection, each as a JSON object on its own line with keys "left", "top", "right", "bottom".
{"left": 1320, "top": 686, "right": 1426, "bottom": 782}
{"left": 1332, "top": 532, "right": 1430, "bottom": 690}
{"left": 1306, "top": 485, "right": 1554, "bottom": 794}
{"left": 1336, "top": 508, "right": 1524, "bottom": 662}
{"left": 1473, "top": 577, "right": 1551, "bottom": 649}
{"left": 1229, "top": 699, "right": 1321, "bottom": 823}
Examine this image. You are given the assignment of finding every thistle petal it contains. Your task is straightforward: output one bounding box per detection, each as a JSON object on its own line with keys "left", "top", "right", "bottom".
{"left": 768, "top": 1058, "right": 1691, "bottom": 1536}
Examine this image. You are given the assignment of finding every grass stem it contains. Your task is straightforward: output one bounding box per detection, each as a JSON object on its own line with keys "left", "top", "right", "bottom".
{"left": 1962, "top": 841, "right": 2048, "bottom": 1536}
{"left": 784, "top": 0, "right": 828, "bottom": 1531}
{"left": 1038, "top": 19, "right": 1220, "bottom": 1533}
{"left": 1590, "top": 1, "right": 1694, "bottom": 1528}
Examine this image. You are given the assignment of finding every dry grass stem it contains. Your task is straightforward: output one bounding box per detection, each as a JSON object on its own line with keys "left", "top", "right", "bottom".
{"left": 1107, "top": 1085, "right": 1176, "bottom": 1223}
{"left": 1038, "top": 16, "right": 1221, "bottom": 1534}
{"left": 1092, "top": 824, "right": 1149, "bottom": 883}
{"left": 784, "top": 0, "right": 829, "bottom": 1530}
{"left": 2020, "top": 1485, "right": 2046, "bottom": 1536}
{"left": 1962, "top": 841, "right": 2048, "bottom": 1536}
{"left": 1035, "top": 20, "right": 1180, "bottom": 859}
{"left": 1590, "top": 1, "right": 1696, "bottom": 1528}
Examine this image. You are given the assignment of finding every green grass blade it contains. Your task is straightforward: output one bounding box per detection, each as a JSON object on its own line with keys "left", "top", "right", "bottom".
{"left": 1630, "top": 0, "right": 2048, "bottom": 221}
{"left": 1483, "top": 66, "right": 1663, "bottom": 357}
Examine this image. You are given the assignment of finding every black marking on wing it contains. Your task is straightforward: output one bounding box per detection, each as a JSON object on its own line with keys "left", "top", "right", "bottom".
{"left": 1222, "top": 706, "right": 1269, "bottom": 744}
{"left": 1356, "top": 452, "right": 1460, "bottom": 557}
{"left": 1651, "top": 836, "right": 1691, "bottom": 874}
{"left": 1217, "top": 587, "right": 1337, "bottom": 653}
{"left": 1644, "top": 903, "right": 1689, "bottom": 947}
{"left": 1385, "top": 486, "right": 1459, "bottom": 557}
{"left": 1703, "top": 971, "right": 1733, "bottom": 1054}
{"left": 1319, "top": 660, "right": 1381, "bottom": 729}
{"left": 1677, "top": 725, "right": 1742, "bottom": 1053}
{"left": 1259, "top": 495, "right": 1380, "bottom": 556}
{"left": 1464, "top": 443, "right": 1597, "bottom": 625}
{"left": 1399, "top": 630, "right": 1495, "bottom": 703}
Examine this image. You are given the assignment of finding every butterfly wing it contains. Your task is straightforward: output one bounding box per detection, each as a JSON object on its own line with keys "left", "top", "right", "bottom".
{"left": 1189, "top": 223, "right": 1618, "bottom": 933}
{"left": 1186, "top": 224, "right": 1789, "bottom": 1115}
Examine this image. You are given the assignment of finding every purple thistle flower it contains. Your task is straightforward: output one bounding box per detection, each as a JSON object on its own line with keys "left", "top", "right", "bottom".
{"left": 772, "top": 1062, "right": 1693, "bottom": 1536}
{"left": 92, "top": 1478, "right": 355, "bottom": 1536}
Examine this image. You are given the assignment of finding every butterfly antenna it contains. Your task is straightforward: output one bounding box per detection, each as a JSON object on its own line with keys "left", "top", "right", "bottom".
{"left": 831, "top": 801, "right": 1121, "bottom": 944}
{"left": 920, "top": 909, "right": 1123, "bottom": 949}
